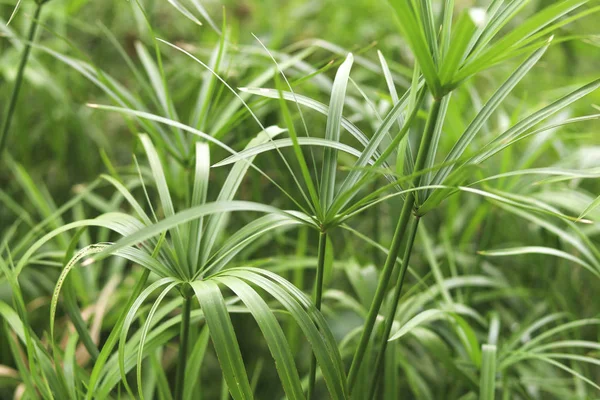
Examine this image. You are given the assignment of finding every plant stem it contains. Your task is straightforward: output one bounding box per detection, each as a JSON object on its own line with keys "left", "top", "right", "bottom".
{"left": 348, "top": 97, "right": 443, "bottom": 393}
{"left": 307, "top": 230, "right": 327, "bottom": 400}
{"left": 0, "top": 2, "right": 43, "bottom": 160}
{"left": 369, "top": 216, "right": 420, "bottom": 398}
{"left": 175, "top": 294, "right": 192, "bottom": 400}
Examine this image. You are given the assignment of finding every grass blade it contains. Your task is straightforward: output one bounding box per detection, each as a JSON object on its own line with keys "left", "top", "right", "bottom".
{"left": 191, "top": 280, "right": 254, "bottom": 400}
{"left": 320, "top": 53, "right": 354, "bottom": 212}
{"left": 479, "top": 344, "right": 497, "bottom": 400}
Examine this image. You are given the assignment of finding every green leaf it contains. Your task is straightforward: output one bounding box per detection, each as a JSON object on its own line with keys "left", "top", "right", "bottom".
{"left": 387, "top": 0, "right": 441, "bottom": 95}
{"left": 419, "top": 225, "right": 453, "bottom": 304}
{"left": 191, "top": 280, "right": 254, "bottom": 400}
{"left": 183, "top": 327, "right": 210, "bottom": 400}
{"left": 190, "top": 33, "right": 227, "bottom": 128}
{"left": 579, "top": 194, "right": 600, "bottom": 222}
{"left": 199, "top": 126, "right": 286, "bottom": 264}
{"left": 63, "top": 332, "right": 80, "bottom": 400}
{"left": 36, "top": 43, "right": 180, "bottom": 157}
{"left": 87, "top": 103, "right": 305, "bottom": 212}
{"left": 431, "top": 42, "right": 550, "bottom": 188}
{"left": 189, "top": 0, "right": 221, "bottom": 33}
{"left": 135, "top": 41, "right": 180, "bottom": 120}
{"left": 223, "top": 268, "right": 348, "bottom": 399}
{"left": 86, "top": 269, "right": 152, "bottom": 399}
{"left": 205, "top": 213, "right": 303, "bottom": 275}
{"left": 139, "top": 134, "right": 188, "bottom": 278}
{"left": 119, "top": 278, "right": 178, "bottom": 397}
{"left": 166, "top": 0, "right": 203, "bottom": 25}
{"left": 331, "top": 81, "right": 425, "bottom": 216}
{"left": 377, "top": 50, "right": 414, "bottom": 174}
{"left": 213, "top": 138, "right": 366, "bottom": 168}
{"left": 421, "top": 95, "right": 451, "bottom": 200}
{"left": 320, "top": 53, "right": 354, "bottom": 212}
{"left": 466, "top": 0, "right": 523, "bottom": 60}
{"left": 479, "top": 344, "right": 497, "bottom": 400}
{"left": 439, "top": 11, "right": 477, "bottom": 85}
{"left": 389, "top": 309, "right": 450, "bottom": 341}
{"left": 96, "top": 201, "right": 315, "bottom": 264}
{"left": 472, "top": 79, "right": 600, "bottom": 164}
{"left": 238, "top": 87, "right": 374, "bottom": 151}
{"left": 459, "top": 0, "right": 587, "bottom": 80}
{"left": 216, "top": 276, "right": 305, "bottom": 400}
{"left": 136, "top": 283, "right": 179, "bottom": 400}
{"left": 478, "top": 246, "right": 599, "bottom": 278}
{"left": 101, "top": 174, "right": 153, "bottom": 225}
{"left": 0, "top": 258, "right": 52, "bottom": 398}
{"left": 50, "top": 244, "right": 108, "bottom": 341}
{"left": 189, "top": 142, "right": 210, "bottom": 272}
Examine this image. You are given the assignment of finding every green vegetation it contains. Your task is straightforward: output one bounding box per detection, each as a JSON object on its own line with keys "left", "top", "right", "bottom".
{"left": 1, "top": 0, "right": 600, "bottom": 399}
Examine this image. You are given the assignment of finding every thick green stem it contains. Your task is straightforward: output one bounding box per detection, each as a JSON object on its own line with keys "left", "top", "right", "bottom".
{"left": 347, "top": 97, "right": 443, "bottom": 393}
{"left": 175, "top": 295, "right": 192, "bottom": 400}
{"left": 307, "top": 231, "right": 327, "bottom": 400}
{"left": 0, "top": 2, "right": 43, "bottom": 160}
{"left": 369, "top": 217, "right": 420, "bottom": 398}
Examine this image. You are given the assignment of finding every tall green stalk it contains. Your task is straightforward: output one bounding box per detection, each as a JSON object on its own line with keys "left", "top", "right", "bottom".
{"left": 369, "top": 216, "right": 420, "bottom": 398}
{"left": 307, "top": 231, "right": 327, "bottom": 399}
{"left": 174, "top": 294, "right": 192, "bottom": 400}
{"left": 347, "top": 97, "right": 444, "bottom": 393}
{"left": 0, "top": 2, "right": 44, "bottom": 160}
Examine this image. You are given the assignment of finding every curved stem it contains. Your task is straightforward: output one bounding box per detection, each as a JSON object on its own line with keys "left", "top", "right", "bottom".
{"left": 307, "top": 230, "right": 327, "bottom": 400}
{"left": 175, "top": 295, "right": 192, "bottom": 400}
{"left": 0, "top": 2, "right": 43, "bottom": 160}
{"left": 369, "top": 216, "right": 420, "bottom": 398}
{"left": 348, "top": 97, "right": 444, "bottom": 393}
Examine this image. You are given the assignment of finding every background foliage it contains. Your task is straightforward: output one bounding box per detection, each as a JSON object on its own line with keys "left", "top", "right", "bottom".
{"left": 1, "top": 0, "right": 600, "bottom": 399}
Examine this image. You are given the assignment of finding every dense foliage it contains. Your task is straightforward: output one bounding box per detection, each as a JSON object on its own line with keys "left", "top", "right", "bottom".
{"left": 1, "top": 0, "right": 600, "bottom": 399}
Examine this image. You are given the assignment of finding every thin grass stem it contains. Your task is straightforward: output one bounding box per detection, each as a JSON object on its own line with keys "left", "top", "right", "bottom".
{"left": 0, "top": 2, "right": 43, "bottom": 160}
{"left": 174, "top": 294, "right": 192, "bottom": 400}
{"left": 307, "top": 230, "right": 327, "bottom": 399}
{"left": 369, "top": 216, "right": 420, "bottom": 398}
{"left": 348, "top": 96, "right": 444, "bottom": 393}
